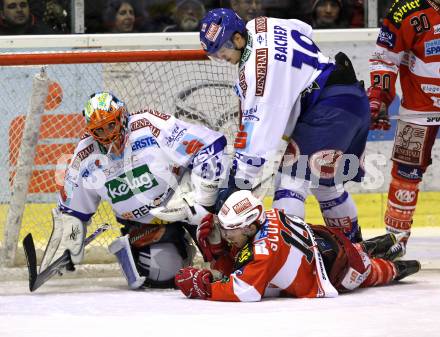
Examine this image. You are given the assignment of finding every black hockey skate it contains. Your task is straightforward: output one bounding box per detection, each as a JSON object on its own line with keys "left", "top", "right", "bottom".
{"left": 361, "top": 233, "right": 398, "bottom": 258}
{"left": 394, "top": 260, "right": 421, "bottom": 281}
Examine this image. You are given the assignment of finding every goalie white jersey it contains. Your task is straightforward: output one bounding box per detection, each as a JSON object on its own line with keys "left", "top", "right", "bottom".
{"left": 59, "top": 109, "right": 226, "bottom": 224}
{"left": 233, "top": 17, "right": 334, "bottom": 183}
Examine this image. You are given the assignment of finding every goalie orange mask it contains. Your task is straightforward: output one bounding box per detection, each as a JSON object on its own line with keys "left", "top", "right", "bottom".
{"left": 83, "top": 92, "right": 128, "bottom": 154}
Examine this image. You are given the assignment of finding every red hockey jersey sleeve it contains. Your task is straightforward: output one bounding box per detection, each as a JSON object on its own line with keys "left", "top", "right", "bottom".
{"left": 370, "top": 0, "right": 440, "bottom": 112}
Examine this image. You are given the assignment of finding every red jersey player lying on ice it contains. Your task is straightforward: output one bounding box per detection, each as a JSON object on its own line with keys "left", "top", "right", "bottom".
{"left": 175, "top": 190, "right": 421, "bottom": 301}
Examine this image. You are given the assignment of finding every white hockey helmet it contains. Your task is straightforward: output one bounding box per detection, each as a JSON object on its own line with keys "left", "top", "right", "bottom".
{"left": 217, "top": 190, "right": 266, "bottom": 230}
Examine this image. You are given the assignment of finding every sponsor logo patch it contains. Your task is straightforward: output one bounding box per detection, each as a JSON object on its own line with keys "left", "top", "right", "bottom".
{"left": 324, "top": 216, "right": 352, "bottom": 231}
{"left": 220, "top": 204, "right": 230, "bottom": 216}
{"left": 377, "top": 26, "right": 396, "bottom": 49}
{"left": 421, "top": 84, "right": 440, "bottom": 94}
{"left": 255, "top": 48, "right": 268, "bottom": 96}
{"left": 165, "top": 125, "right": 187, "bottom": 147}
{"left": 239, "top": 67, "right": 247, "bottom": 99}
{"left": 105, "top": 165, "right": 158, "bottom": 203}
{"left": 234, "top": 242, "right": 254, "bottom": 269}
{"left": 390, "top": 0, "right": 422, "bottom": 24}
{"left": 146, "top": 108, "right": 171, "bottom": 120}
{"left": 233, "top": 197, "right": 252, "bottom": 214}
{"left": 425, "top": 39, "right": 440, "bottom": 56}
{"left": 206, "top": 22, "right": 222, "bottom": 42}
{"left": 395, "top": 189, "right": 417, "bottom": 203}
{"left": 242, "top": 105, "right": 259, "bottom": 121}
{"left": 393, "top": 123, "right": 426, "bottom": 165}
{"left": 434, "top": 24, "right": 440, "bottom": 35}
{"left": 309, "top": 149, "right": 343, "bottom": 179}
{"left": 131, "top": 136, "right": 157, "bottom": 152}
{"left": 71, "top": 144, "right": 94, "bottom": 170}
{"left": 255, "top": 16, "right": 267, "bottom": 33}
{"left": 80, "top": 132, "right": 91, "bottom": 140}
{"left": 130, "top": 118, "right": 160, "bottom": 137}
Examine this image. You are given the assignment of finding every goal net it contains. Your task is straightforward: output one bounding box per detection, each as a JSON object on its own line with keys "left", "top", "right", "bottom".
{"left": 0, "top": 48, "right": 239, "bottom": 270}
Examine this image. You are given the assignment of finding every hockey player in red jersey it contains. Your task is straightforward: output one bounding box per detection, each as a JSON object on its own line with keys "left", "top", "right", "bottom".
{"left": 367, "top": 0, "right": 440, "bottom": 258}
{"left": 175, "top": 190, "right": 420, "bottom": 301}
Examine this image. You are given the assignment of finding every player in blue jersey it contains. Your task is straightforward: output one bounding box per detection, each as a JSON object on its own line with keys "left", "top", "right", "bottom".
{"left": 199, "top": 8, "right": 370, "bottom": 244}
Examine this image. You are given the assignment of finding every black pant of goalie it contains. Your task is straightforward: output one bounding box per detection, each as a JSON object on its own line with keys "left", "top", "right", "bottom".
{"left": 118, "top": 219, "right": 196, "bottom": 289}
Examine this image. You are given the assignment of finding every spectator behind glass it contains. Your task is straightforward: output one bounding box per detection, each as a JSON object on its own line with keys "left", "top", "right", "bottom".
{"left": 163, "top": 0, "right": 206, "bottom": 32}
{"left": 43, "top": 0, "right": 69, "bottom": 33}
{"left": 311, "top": 0, "right": 348, "bottom": 29}
{"left": 139, "top": 0, "right": 174, "bottom": 32}
{"left": 348, "top": 0, "right": 364, "bottom": 28}
{"left": 0, "top": 0, "right": 57, "bottom": 34}
{"left": 230, "top": 0, "right": 264, "bottom": 22}
{"left": 103, "top": 0, "right": 142, "bottom": 33}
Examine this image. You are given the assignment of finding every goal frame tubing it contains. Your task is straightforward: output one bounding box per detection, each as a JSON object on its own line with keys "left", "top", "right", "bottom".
{"left": 0, "top": 49, "right": 208, "bottom": 66}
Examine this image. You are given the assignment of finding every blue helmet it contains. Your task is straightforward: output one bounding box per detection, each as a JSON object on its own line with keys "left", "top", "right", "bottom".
{"left": 199, "top": 8, "right": 246, "bottom": 55}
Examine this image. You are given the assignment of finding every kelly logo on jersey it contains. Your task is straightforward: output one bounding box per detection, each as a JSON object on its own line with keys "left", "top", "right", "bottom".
{"left": 131, "top": 136, "right": 157, "bottom": 152}
{"left": 105, "top": 165, "right": 158, "bottom": 203}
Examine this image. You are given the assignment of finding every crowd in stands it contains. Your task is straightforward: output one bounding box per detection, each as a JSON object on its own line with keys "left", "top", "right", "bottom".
{"left": 0, "top": 0, "right": 395, "bottom": 35}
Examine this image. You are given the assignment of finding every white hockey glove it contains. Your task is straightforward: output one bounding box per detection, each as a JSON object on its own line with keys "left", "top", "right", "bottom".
{"left": 149, "top": 191, "right": 210, "bottom": 227}
{"left": 40, "top": 208, "right": 87, "bottom": 272}
{"left": 150, "top": 174, "right": 217, "bottom": 226}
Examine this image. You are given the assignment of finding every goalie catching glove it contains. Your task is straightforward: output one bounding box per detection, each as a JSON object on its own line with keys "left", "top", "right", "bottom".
{"left": 175, "top": 266, "right": 213, "bottom": 299}
{"left": 40, "top": 208, "right": 87, "bottom": 272}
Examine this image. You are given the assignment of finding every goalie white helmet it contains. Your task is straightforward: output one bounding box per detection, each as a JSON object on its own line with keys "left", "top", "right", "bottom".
{"left": 217, "top": 190, "right": 266, "bottom": 230}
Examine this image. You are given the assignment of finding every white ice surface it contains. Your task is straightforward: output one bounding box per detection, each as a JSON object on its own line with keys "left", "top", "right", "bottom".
{"left": 1, "top": 228, "right": 439, "bottom": 337}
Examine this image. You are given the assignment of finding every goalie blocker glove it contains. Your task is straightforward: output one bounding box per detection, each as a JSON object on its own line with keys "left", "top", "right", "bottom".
{"left": 40, "top": 208, "right": 87, "bottom": 272}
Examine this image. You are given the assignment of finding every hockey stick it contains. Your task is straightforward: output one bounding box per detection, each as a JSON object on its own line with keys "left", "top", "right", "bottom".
{"left": 23, "top": 223, "right": 110, "bottom": 292}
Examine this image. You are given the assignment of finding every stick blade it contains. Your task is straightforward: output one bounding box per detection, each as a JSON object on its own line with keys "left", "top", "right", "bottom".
{"left": 22, "top": 233, "right": 38, "bottom": 292}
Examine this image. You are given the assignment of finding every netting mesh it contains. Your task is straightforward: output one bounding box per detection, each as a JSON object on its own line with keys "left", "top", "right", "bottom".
{"left": 0, "top": 58, "right": 238, "bottom": 266}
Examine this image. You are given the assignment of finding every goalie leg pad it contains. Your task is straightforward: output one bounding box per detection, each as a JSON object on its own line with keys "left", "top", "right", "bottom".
{"left": 109, "top": 235, "right": 146, "bottom": 289}
{"left": 40, "top": 208, "right": 86, "bottom": 271}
